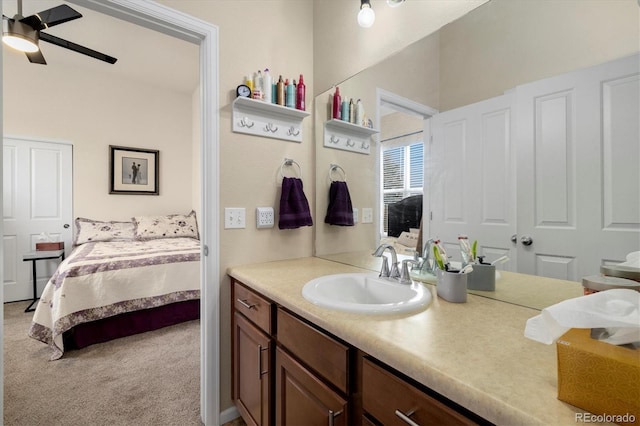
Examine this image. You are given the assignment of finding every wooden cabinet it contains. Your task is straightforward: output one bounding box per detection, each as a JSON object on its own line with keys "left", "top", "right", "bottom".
{"left": 275, "top": 346, "right": 348, "bottom": 425}
{"left": 231, "top": 278, "right": 485, "bottom": 426}
{"left": 232, "top": 280, "right": 274, "bottom": 426}
{"left": 362, "top": 358, "right": 480, "bottom": 426}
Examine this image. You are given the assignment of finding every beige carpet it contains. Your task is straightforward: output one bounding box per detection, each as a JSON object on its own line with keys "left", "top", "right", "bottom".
{"left": 3, "top": 301, "right": 201, "bottom": 426}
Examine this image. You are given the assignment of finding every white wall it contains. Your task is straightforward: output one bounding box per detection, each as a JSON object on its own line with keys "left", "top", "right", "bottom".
{"left": 3, "top": 49, "right": 195, "bottom": 221}
{"left": 439, "top": 0, "right": 640, "bottom": 110}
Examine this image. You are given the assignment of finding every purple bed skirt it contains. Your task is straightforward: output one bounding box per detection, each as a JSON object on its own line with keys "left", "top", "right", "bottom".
{"left": 63, "top": 299, "right": 200, "bottom": 350}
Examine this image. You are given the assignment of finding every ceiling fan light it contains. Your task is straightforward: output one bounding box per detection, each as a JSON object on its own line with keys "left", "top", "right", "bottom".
{"left": 2, "top": 19, "right": 39, "bottom": 53}
{"left": 358, "top": 0, "right": 375, "bottom": 28}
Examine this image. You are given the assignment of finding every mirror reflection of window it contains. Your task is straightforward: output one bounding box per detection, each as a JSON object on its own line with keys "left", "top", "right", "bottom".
{"left": 380, "top": 108, "right": 425, "bottom": 239}
{"left": 382, "top": 143, "right": 423, "bottom": 236}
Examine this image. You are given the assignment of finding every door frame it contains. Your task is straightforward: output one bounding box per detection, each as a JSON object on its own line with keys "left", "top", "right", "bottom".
{"left": 375, "top": 89, "right": 438, "bottom": 247}
{"left": 0, "top": 1, "right": 221, "bottom": 424}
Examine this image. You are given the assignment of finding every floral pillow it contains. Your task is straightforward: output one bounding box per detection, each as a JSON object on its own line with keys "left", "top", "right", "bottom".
{"left": 133, "top": 211, "right": 199, "bottom": 241}
{"left": 74, "top": 218, "right": 136, "bottom": 246}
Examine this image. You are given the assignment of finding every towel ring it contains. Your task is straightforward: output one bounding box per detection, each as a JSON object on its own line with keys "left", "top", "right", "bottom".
{"left": 329, "top": 164, "right": 347, "bottom": 182}
{"left": 279, "top": 158, "right": 302, "bottom": 179}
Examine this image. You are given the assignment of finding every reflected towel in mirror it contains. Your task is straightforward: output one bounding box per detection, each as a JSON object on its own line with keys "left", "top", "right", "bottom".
{"left": 324, "top": 181, "right": 354, "bottom": 226}
{"left": 279, "top": 177, "right": 313, "bottom": 229}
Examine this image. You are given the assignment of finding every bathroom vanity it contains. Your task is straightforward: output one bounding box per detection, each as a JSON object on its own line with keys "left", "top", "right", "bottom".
{"left": 228, "top": 257, "right": 599, "bottom": 425}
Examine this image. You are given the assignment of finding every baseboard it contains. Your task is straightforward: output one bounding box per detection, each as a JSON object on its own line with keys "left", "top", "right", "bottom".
{"left": 220, "top": 405, "right": 240, "bottom": 424}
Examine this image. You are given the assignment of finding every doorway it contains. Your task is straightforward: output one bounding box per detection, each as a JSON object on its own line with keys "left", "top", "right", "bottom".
{"left": 0, "top": 1, "right": 220, "bottom": 424}
{"left": 375, "top": 89, "right": 438, "bottom": 251}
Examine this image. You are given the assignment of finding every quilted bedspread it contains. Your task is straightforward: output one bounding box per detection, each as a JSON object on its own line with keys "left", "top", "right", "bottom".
{"left": 28, "top": 237, "right": 201, "bottom": 360}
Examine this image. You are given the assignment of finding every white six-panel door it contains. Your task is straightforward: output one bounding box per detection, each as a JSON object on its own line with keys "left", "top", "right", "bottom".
{"left": 429, "top": 93, "right": 517, "bottom": 269}
{"left": 3, "top": 137, "right": 73, "bottom": 302}
{"left": 516, "top": 54, "right": 640, "bottom": 280}
{"left": 430, "top": 54, "right": 639, "bottom": 281}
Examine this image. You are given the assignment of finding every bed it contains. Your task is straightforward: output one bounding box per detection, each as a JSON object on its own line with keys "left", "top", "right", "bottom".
{"left": 28, "top": 212, "right": 201, "bottom": 360}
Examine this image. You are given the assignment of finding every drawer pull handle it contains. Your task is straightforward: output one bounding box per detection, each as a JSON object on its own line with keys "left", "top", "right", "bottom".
{"left": 237, "top": 298, "right": 256, "bottom": 310}
{"left": 328, "top": 409, "right": 343, "bottom": 426}
{"left": 395, "top": 409, "right": 420, "bottom": 426}
{"left": 258, "top": 344, "right": 269, "bottom": 379}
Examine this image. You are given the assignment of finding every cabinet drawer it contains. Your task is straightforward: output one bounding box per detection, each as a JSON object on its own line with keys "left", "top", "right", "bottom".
{"left": 362, "top": 358, "right": 477, "bottom": 425}
{"left": 233, "top": 280, "right": 273, "bottom": 334}
{"left": 277, "top": 308, "right": 349, "bottom": 393}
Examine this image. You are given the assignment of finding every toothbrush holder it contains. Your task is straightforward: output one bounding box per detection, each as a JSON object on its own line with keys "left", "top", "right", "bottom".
{"left": 436, "top": 269, "right": 468, "bottom": 303}
{"left": 467, "top": 264, "right": 496, "bottom": 291}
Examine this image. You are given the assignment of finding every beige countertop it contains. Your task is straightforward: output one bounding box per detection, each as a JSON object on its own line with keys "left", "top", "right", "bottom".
{"left": 227, "top": 257, "right": 595, "bottom": 425}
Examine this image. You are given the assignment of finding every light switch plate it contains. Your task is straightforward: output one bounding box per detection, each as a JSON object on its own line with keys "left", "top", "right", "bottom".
{"left": 362, "top": 208, "right": 373, "bottom": 224}
{"left": 225, "top": 208, "right": 246, "bottom": 229}
{"left": 353, "top": 207, "right": 359, "bottom": 224}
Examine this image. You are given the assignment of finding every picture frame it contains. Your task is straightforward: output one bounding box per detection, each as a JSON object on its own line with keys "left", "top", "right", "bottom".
{"left": 109, "top": 145, "right": 159, "bottom": 195}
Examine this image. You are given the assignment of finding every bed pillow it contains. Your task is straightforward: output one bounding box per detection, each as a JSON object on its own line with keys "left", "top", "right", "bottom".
{"left": 73, "top": 218, "right": 136, "bottom": 246}
{"left": 133, "top": 211, "right": 199, "bottom": 241}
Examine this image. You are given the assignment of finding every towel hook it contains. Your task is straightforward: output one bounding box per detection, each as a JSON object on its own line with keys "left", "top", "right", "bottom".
{"left": 279, "top": 158, "right": 302, "bottom": 179}
{"left": 329, "top": 163, "right": 347, "bottom": 182}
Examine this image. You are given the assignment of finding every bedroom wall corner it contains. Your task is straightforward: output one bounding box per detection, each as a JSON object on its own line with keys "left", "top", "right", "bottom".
{"left": 0, "top": 0, "right": 5, "bottom": 419}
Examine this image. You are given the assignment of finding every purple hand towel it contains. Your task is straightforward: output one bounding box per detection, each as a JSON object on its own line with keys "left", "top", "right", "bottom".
{"left": 324, "top": 181, "right": 354, "bottom": 226}
{"left": 279, "top": 177, "right": 313, "bottom": 229}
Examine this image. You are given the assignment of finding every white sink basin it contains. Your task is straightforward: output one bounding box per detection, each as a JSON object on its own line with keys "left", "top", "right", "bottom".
{"left": 302, "top": 273, "right": 432, "bottom": 314}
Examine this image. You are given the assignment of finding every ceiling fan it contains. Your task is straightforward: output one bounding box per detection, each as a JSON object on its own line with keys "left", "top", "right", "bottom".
{"left": 2, "top": 0, "right": 117, "bottom": 65}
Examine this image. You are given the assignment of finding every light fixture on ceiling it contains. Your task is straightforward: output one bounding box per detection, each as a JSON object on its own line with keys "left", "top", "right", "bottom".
{"left": 357, "top": 0, "right": 375, "bottom": 28}
{"left": 386, "top": 0, "right": 406, "bottom": 7}
{"left": 2, "top": 17, "right": 39, "bottom": 53}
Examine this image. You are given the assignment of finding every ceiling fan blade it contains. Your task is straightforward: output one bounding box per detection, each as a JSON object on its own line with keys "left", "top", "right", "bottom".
{"left": 39, "top": 32, "right": 117, "bottom": 64}
{"left": 26, "top": 49, "right": 47, "bottom": 65}
{"left": 20, "top": 4, "right": 82, "bottom": 30}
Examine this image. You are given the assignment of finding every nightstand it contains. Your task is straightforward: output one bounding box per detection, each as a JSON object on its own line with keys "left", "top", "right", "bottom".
{"left": 22, "top": 249, "right": 65, "bottom": 313}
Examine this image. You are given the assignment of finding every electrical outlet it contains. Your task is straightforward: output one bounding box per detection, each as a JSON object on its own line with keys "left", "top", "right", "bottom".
{"left": 362, "top": 208, "right": 373, "bottom": 224}
{"left": 224, "top": 208, "right": 246, "bottom": 229}
{"left": 353, "top": 207, "right": 359, "bottom": 224}
{"left": 256, "top": 207, "right": 274, "bottom": 228}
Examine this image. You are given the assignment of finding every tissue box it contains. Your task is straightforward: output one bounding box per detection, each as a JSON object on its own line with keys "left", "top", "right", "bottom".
{"left": 35, "top": 242, "right": 64, "bottom": 251}
{"left": 556, "top": 328, "right": 640, "bottom": 422}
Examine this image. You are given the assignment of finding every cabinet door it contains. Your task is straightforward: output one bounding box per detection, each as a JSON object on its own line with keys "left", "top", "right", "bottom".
{"left": 275, "top": 346, "right": 348, "bottom": 426}
{"left": 233, "top": 312, "right": 271, "bottom": 426}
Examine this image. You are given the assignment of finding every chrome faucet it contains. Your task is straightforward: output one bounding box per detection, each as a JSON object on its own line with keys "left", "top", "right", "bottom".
{"left": 372, "top": 244, "right": 400, "bottom": 279}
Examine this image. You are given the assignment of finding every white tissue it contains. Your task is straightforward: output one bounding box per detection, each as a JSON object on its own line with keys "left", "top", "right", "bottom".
{"left": 524, "top": 289, "right": 640, "bottom": 345}
{"left": 618, "top": 251, "right": 640, "bottom": 268}
{"left": 38, "top": 232, "right": 53, "bottom": 242}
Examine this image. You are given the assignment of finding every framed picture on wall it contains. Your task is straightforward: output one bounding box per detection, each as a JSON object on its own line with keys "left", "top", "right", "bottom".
{"left": 109, "top": 145, "right": 159, "bottom": 195}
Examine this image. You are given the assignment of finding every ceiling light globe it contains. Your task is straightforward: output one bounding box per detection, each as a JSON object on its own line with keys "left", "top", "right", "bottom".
{"left": 357, "top": 5, "right": 375, "bottom": 28}
{"left": 386, "top": 0, "right": 405, "bottom": 7}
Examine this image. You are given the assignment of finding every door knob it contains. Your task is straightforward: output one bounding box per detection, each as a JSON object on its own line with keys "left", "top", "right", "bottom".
{"left": 63, "top": 224, "right": 70, "bottom": 229}
{"left": 510, "top": 234, "right": 517, "bottom": 244}
{"left": 521, "top": 236, "right": 533, "bottom": 246}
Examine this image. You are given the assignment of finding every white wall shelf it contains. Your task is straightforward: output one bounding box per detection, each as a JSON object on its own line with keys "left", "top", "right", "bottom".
{"left": 323, "top": 119, "right": 379, "bottom": 155}
{"left": 232, "top": 97, "right": 310, "bottom": 143}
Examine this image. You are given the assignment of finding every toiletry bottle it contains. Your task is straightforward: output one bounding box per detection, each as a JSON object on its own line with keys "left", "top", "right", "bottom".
{"left": 332, "top": 87, "right": 342, "bottom": 119}
{"left": 263, "top": 68, "right": 272, "bottom": 103}
{"left": 286, "top": 79, "right": 295, "bottom": 108}
{"left": 341, "top": 100, "right": 349, "bottom": 122}
{"left": 253, "top": 70, "right": 263, "bottom": 97}
{"left": 296, "top": 74, "right": 306, "bottom": 110}
{"left": 458, "top": 235, "right": 473, "bottom": 267}
{"left": 276, "top": 75, "right": 285, "bottom": 106}
{"left": 356, "top": 99, "right": 364, "bottom": 126}
{"left": 348, "top": 98, "right": 355, "bottom": 123}
{"left": 252, "top": 70, "right": 263, "bottom": 100}
{"left": 245, "top": 75, "right": 254, "bottom": 95}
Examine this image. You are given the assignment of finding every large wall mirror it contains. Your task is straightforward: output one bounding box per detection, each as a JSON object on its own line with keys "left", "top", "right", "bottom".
{"left": 313, "top": 0, "right": 639, "bottom": 309}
